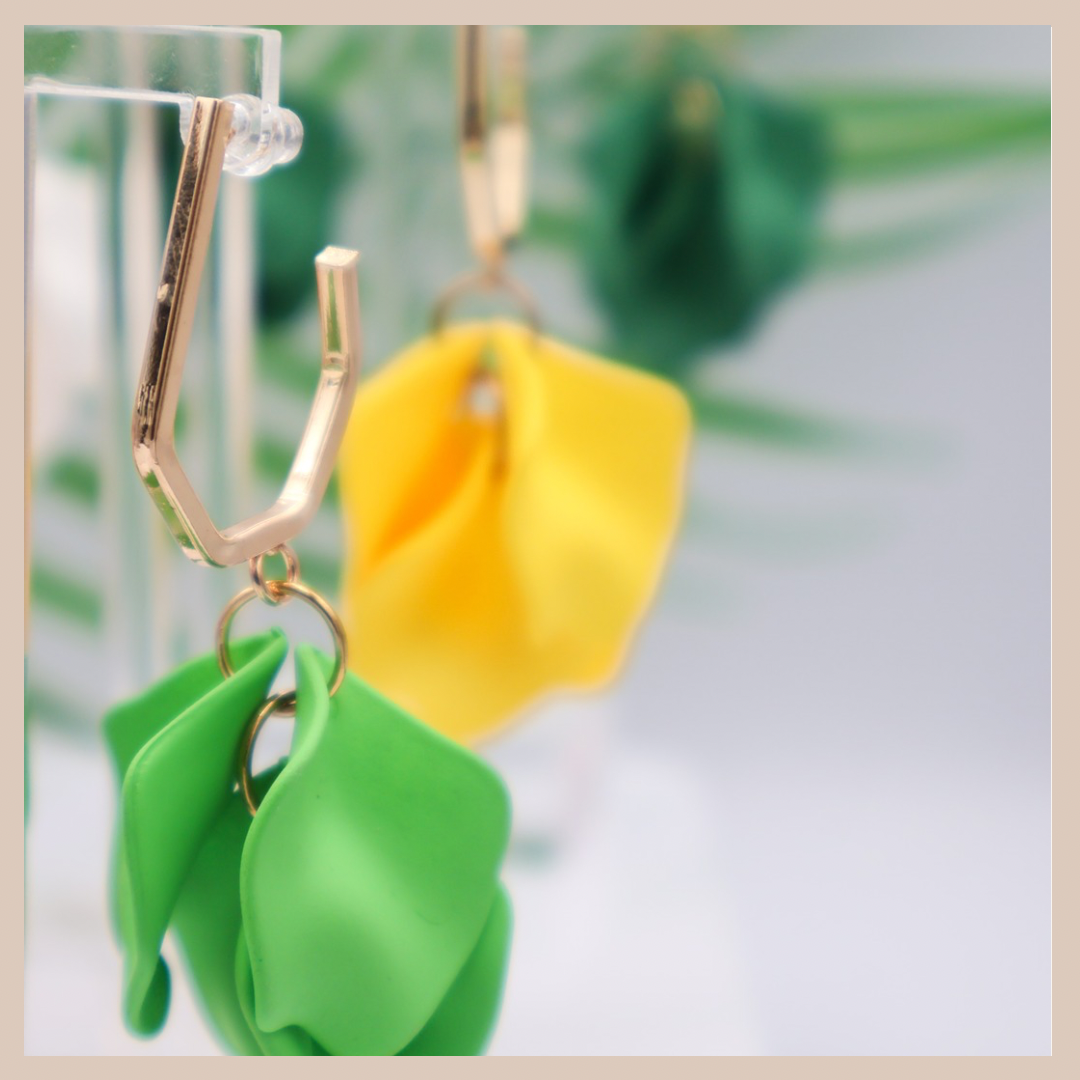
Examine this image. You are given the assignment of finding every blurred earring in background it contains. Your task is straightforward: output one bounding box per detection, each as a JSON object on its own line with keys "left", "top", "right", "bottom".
{"left": 336, "top": 27, "right": 691, "bottom": 744}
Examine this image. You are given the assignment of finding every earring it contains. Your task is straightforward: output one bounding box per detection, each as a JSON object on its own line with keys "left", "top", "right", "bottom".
{"left": 106, "top": 96, "right": 512, "bottom": 1057}
{"left": 336, "top": 27, "right": 692, "bottom": 745}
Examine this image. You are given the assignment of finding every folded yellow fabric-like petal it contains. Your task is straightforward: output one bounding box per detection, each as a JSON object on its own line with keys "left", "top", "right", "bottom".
{"left": 338, "top": 321, "right": 691, "bottom": 743}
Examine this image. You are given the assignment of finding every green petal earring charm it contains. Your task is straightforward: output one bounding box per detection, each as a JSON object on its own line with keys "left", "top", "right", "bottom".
{"left": 105, "top": 633, "right": 512, "bottom": 1055}
{"left": 104, "top": 94, "right": 513, "bottom": 1055}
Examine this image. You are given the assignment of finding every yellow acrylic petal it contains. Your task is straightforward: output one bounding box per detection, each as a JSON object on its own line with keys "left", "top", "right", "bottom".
{"left": 339, "top": 321, "right": 691, "bottom": 743}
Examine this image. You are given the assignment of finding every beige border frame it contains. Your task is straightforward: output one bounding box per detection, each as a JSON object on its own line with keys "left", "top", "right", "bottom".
{"left": 10, "top": 6, "right": 1063, "bottom": 1071}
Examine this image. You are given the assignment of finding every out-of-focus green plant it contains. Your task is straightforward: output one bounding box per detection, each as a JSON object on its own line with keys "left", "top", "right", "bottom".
{"left": 256, "top": 89, "right": 359, "bottom": 323}
{"left": 525, "top": 29, "right": 1050, "bottom": 390}
{"left": 581, "top": 38, "right": 829, "bottom": 378}
{"left": 813, "top": 86, "right": 1050, "bottom": 183}
{"left": 25, "top": 27, "right": 1050, "bottom": 730}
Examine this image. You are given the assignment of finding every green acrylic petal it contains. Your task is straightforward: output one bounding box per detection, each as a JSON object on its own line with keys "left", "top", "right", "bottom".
{"left": 235, "top": 932, "right": 321, "bottom": 1055}
{"left": 399, "top": 884, "right": 513, "bottom": 1056}
{"left": 170, "top": 766, "right": 296, "bottom": 1057}
{"left": 103, "top": 631, "right": 284, "bottom": 780}
{"left": 106, "top": 632, "right": 288, "bottom": 1036}
{"left": 169, "top": 788, "right": 264, "bottom": 1056}
{"left": 240, "top": 645, "right": 511, "bottom": 1055}
{"left": 108, "top": 637, "right": 513, "bottom": 1055}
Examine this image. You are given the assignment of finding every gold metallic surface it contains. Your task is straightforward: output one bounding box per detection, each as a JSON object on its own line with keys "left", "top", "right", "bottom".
{"left": 458, "top": 26, "right": 529, "bottom": 271}
{"left": 131, "top": 96, "right": 362, "bottom": 567}
{"left": 215, "top": 579, "right": 348, "bottom": 696}
{"left": 249, "top": 543, "right": 301, "bottom": 605}
{"left": 430, "top": 265, "right": 540, "bottom": 335}
{"left": 237, "top": 691, "right": 297, "bottom": 816}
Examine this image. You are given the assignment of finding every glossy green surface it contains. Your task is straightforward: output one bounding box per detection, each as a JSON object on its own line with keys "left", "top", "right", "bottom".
{"left": 104, "top": 632, "right": 512, "bottom": 1055}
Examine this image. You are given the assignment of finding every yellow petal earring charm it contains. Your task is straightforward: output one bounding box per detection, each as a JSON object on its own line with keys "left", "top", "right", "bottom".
{"left": 338, "top": 27, "right": 691, "bottom": 744}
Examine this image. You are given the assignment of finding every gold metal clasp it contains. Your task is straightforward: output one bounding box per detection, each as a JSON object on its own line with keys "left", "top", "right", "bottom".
{"left": 459, "top": 25, "right": 528, "bottom": 271}
{"left": 433, "top": 27, "right": 538, "bottom": 333}
{"left": 132, "top": 96, "right": 361, "bottom": 567}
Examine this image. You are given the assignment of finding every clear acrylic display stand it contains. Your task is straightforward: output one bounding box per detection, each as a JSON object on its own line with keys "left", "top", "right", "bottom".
{"left": 25, "top": 26, "right": 302, "bottom": 717}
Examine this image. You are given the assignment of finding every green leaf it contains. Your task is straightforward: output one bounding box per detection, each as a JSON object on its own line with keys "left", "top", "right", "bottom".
{"left": 40, "top": 453, "right": 99, "bottom": 506}
{"left": 815, "top": 194, "right": 1014, "bottom": 274}
{"left": 689, "top": 386, "right": 943, "bottom": 465}
{"left": 526, "top": 206, "right": 588, "bottom": 252}
{"left": 31, "top": 564, "right": 101, "bottom": 626}
{"left": 255, "top": 90, "right": 360, "bottom": 326}
{"left": 806, "top": 86, "right": 1050, "bottom": 183}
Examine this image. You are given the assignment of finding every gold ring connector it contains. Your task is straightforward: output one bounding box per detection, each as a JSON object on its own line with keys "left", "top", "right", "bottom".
{"left": 237, "top": 691, "right": 298, "bottom": 816}
{"left": 215, "top": 580, "right": 348, "bottom": 696}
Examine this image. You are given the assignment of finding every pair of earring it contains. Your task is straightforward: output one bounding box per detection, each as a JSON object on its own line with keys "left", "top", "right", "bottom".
{"left": 107, "top": 25, "right": 690, "bottom": 1059}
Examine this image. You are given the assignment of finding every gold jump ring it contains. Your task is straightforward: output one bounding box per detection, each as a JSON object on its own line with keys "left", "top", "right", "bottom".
{"left": 249, "top": 543, "right": 301, "bottom": 605}
{"left": 238, "top": 691, "right": 297, "bottom": 815}
{"left": 430, "top": 266, "right": 541, "bottom": 336}
{"left": 215, "top": 580, "right": 348, "bottom": 696}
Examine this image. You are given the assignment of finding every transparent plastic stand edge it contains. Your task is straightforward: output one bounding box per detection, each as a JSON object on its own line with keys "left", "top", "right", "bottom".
{"left": 25, "top": 26, "right": 303, "bottom": 709}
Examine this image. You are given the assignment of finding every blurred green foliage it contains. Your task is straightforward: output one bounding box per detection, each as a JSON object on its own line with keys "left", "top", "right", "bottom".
{"left": 256, "top": 89, "right": 359, "bottom": 323}
{"left": 240, "top": 26, "right": 1047, "bottom": 429}
{"left": 26, "top": 27, "right": 1050, "bottom": 730}
{"left": 811, "top": 86, "right": 1050, "bottom": 182}
{"left": 582, "top": 38, "right": 828, "bottom": 376}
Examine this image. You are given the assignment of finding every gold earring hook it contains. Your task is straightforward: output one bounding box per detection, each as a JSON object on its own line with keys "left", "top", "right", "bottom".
{"left": 132, "top": 96, "right": 362, "bottom": 568}
{"left": 459, "top": 24, "right": 528, "bottom": 271}
{"left": 434, "top": 27, "right": 539, "bottom": 334}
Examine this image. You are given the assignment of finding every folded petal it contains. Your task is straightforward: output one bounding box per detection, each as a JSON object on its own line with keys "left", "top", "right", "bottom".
{"left": 235, "top": 931, "right": 322, "bottom": 1055}
{"left": 104, "top": 632, "right": 288, "bottom": 1035}
{"left": 169, "top": 784, "right": 265, "bottom": 1056}
{"left": 339, "top": 322, "right": 691, "bottom": 741}
{"left": 240, "top": 645, "right": 511, "bottom": 1055}
{"left": 398, "top": 884, "right": 513, "bottom": 1056}
{"left": 104, "top": 632, "right": 284, "bottom": 781}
